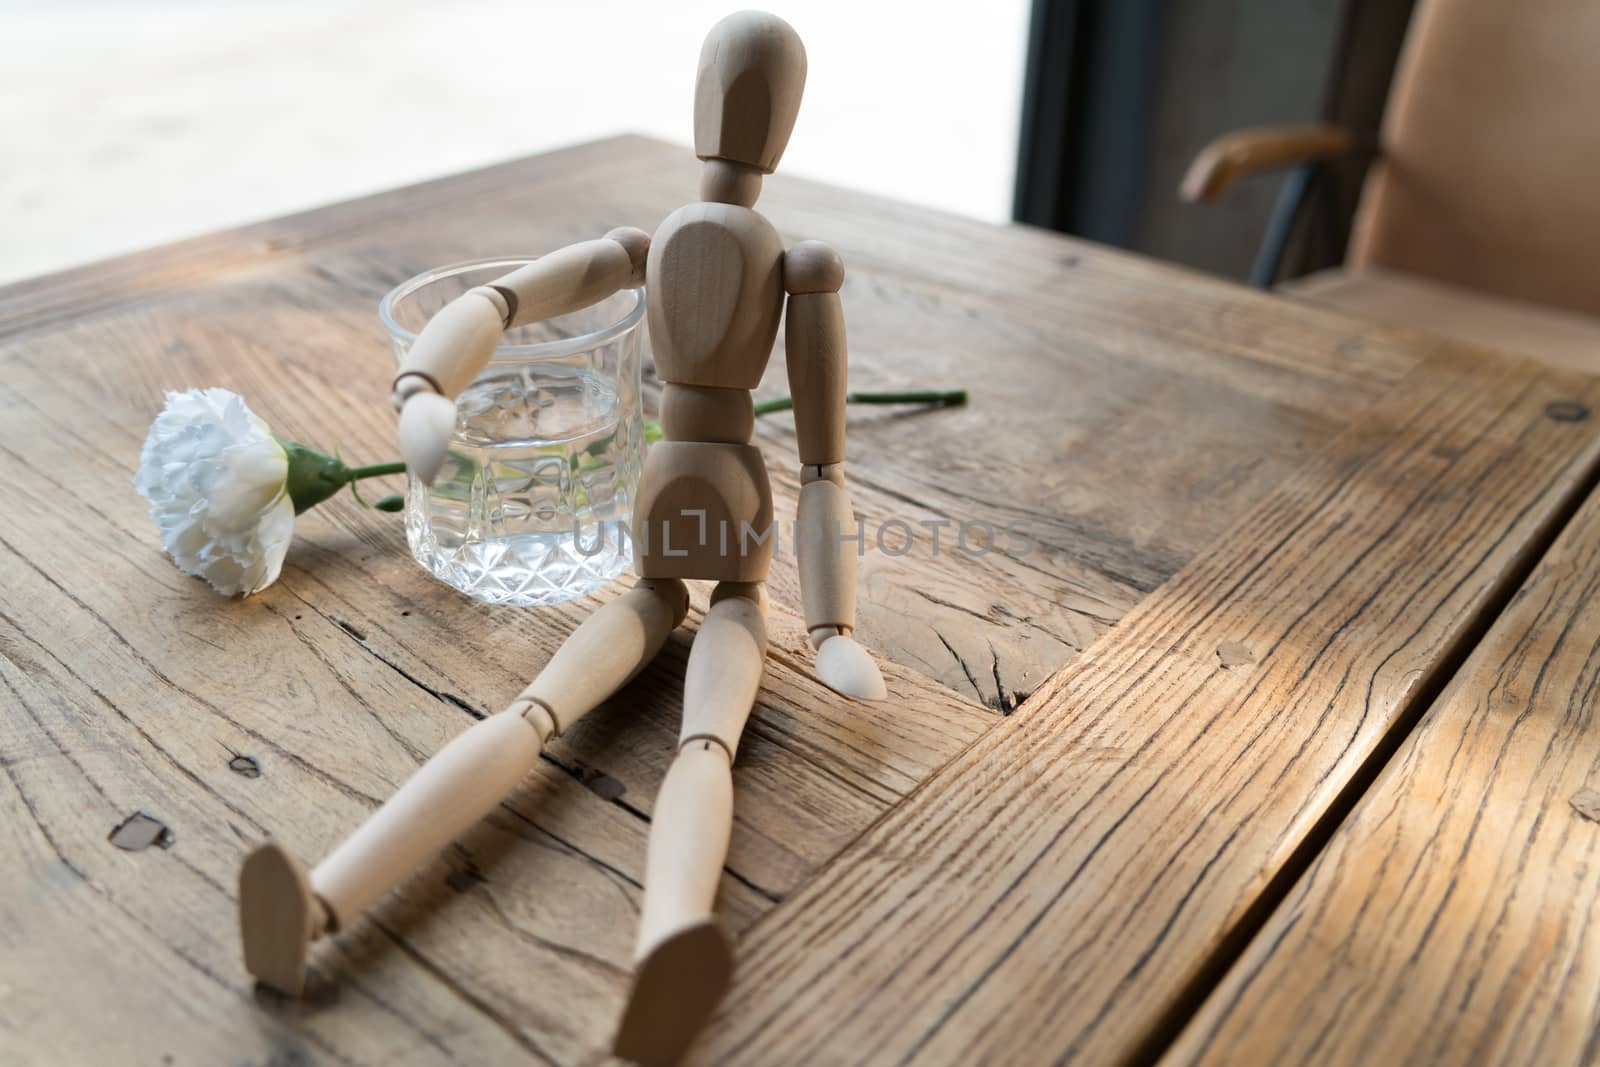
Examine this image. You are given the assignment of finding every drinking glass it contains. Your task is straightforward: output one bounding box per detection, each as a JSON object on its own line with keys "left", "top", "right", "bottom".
{"left": 380, "top": 258, "right": 645, "bottom": 606}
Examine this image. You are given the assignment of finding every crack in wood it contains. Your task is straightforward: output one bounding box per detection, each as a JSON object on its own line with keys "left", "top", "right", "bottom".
{"left": 0, "top": 540, "right": 379, "bottom": 812}
{"left": 934, "top": 627, "right": 997, "bottom": 711}
{"left": 0, "top": 594, "right": 280, "bottom": 834}
{"left": 291, "top": 596, "right": 483, "bottom": 720}
{"left": 368, "top": 916, "right": 559, "bottom": 1066}
{"left": 989, "top": 641, "right": 1020, "bottom": 715}
{"left": 309, "top": 596, "right": 797, "bottom": 909}
{"left": 536, "top": 750, "right": 784, "bottom": 907}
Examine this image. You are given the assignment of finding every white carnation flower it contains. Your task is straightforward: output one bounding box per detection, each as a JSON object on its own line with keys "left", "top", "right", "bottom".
{"left": 135, "top": 388, "right": 295, "bottom": 596}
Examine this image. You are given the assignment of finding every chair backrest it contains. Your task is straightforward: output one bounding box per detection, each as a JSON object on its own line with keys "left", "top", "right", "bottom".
{"left": 1348, "top": 0, "right": 1600, "bottom": 317}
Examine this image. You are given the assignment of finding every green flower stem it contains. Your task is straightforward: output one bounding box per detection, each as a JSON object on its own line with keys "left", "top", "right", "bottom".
{"left": 343, "top": 459, "right": 408, "bottom": 510}
{"left": 849, "top": 388, "right": 968, "bottom": 407}
{"left": 278, "top": 436, "right": 408, "bottom": 514}
{"left": 752, "top": 389, "right": 967, "bottom": 417}
{"left": 346, "top": 461, "right": 408, "bottom": 481}
{"left": 644, "top": 388, "right": 965, "bottom": 444}
{"left": 321, "top": 389, "right": 966, "bottom": 514}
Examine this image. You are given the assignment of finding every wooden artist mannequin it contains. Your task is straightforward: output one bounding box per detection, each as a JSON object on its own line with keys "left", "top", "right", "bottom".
{"left": 239, "top": 11, "right": 884, "bottom": 1062}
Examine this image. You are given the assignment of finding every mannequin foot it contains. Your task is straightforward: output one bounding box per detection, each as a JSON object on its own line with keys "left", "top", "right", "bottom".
{"left": 240, "top": 842, "right": 325, "bottom": 996}
{"left": 612, "top": 918, "right": 733, "bottom": 1065}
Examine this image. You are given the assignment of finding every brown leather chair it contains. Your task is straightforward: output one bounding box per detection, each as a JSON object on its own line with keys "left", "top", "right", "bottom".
{"left": 1182, "top": 0, "right": 1600, "bottom": 374}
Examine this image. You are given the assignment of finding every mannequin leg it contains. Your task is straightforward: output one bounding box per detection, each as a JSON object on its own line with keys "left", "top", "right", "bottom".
{"left": 613, "top": 582, "right": 767, "bottom": 1064}
{"left": 240, "top": 578, "right": 689, "bottom": 995}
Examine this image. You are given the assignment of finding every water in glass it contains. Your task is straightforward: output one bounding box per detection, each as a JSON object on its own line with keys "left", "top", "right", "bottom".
{"left": 405, "top": 360, "right": 642, "bottom": 605}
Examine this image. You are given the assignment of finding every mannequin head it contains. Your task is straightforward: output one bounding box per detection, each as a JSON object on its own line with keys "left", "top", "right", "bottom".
{"left": 694, "top": 10, "right": 807, "bottom": 203}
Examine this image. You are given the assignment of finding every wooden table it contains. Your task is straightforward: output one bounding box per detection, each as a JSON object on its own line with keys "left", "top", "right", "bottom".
{"left": 5, "top": 135, "right": 1600, "bottom": 1066}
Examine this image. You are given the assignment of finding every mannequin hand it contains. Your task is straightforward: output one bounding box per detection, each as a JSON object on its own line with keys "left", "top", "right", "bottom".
{"left": 811, "top": 630, "right": 887, "bottom": 701}
{"left": 389, "top": 285, "right": 507, "bottom": 485}
{"left": 393, "top": 381, "right": 456, "bottom": 486}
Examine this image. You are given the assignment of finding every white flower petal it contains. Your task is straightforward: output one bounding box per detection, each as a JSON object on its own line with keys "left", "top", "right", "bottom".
{"left": 199, "top": 553, "right": 250, "bottom": 597}
{"left": 135, "top": 387, "right": 296, "bottom": 597}
{"left": 244, "top": 494, "right": 296, "bottom": 594}
{"left": 207, "top": 438, "right": 289, "bottom": 530}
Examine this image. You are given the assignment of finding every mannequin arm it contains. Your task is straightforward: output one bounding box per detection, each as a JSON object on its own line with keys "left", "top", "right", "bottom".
{"left": 783, "top": 241, "right": 885, "bottom": 701}
{"left": 392, "top": 227, "right": 649, "bottom": 482}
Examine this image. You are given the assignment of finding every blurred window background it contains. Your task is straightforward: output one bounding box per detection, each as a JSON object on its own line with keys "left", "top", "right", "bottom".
{"left": 3, "top": 0, "right": 1407, "bottom": 286}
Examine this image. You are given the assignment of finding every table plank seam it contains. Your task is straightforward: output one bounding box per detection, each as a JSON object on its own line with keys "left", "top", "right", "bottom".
{"left": 1164, "top": 453, "right": 1600, "bottom": 1067}
{"left": 5, "top": 133, "right": 1518, "bottom": 1063}
{"left": 697, "top": 353, "right": 1600, "bottom": 1066}
{"left": 1003, "top": 379, "right": 1582, "bottom": 1061}
{"left": 1121, "top": 396, "right": 1600, "bottom": 1066}
{"left": 362, "top": 913, "right": 560, "bottom": 1066}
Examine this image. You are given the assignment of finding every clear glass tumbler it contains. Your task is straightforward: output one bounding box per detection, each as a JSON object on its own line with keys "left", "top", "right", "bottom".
{"left": 379, "top": 258, "right": 645, "bottom": 606}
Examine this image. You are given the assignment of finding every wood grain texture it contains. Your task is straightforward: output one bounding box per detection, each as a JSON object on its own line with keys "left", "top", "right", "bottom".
{"left": 695, "top": 351, "right": 1600, "bottom": 1066}
{"left": 0, "top": 361, "right": 974, "bottom": 1065}
{"left": 0, "top": 137, "right": 1420, "bottom": 712}
{"left": 0, "top": 142, "right": 992, "bottom": 1061}
{"left": 0, "top": 135, "right": 1505, "bottom": 1064}
{"left": 1164, "top": 450, "right": 1600, "bottom": 1066}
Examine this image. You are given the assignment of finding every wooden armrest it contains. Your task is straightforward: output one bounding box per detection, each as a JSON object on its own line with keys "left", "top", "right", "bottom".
{"left": 1180, "top": 124, "right": 1354, "bottom": 203}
